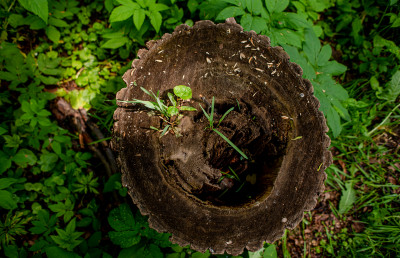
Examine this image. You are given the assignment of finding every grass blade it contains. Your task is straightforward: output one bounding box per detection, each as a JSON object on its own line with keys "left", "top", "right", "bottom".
{"left": 210, "top": 96, "right": 214, "bottom": 129}
{"left": 218, "top": 107, "right": 234, "bottom": 127}
{"left": 213, "top": 129, "right": 248, "bottom": 160}
{"left": 228, "top": 166, "right": 240, "bottom": 181}
{"left": 199, "top": 104, "right": 210, "bottom": 121}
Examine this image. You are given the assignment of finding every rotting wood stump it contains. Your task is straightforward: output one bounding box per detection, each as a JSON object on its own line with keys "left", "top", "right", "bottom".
{"left": 112, "top": 18, "right": 332, "bottom": 255}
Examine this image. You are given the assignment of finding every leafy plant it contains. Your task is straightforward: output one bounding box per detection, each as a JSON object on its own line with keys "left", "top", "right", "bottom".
{"left": 119, "top": 85, "right": 197, "bottom": 137}
{"left": 0, "top": 211, "right": 31, "bottom": 247}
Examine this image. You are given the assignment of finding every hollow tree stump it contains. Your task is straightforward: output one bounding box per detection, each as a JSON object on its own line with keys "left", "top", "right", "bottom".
{"left": 112, "top": 18, "right": 332, "bottom": 255}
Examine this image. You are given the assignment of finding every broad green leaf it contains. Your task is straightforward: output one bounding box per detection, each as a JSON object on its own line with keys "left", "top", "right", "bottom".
{"left": 133, "top": 9, "right": 146, "bottom": 30}
{"left": 167, "top": 106, "right": 179, "bottom": 117}
{"left": 378, "top": 70, "right": 400, "bottom": 102}
{"left": 46, "top": 26, "right": 60, "bottom": 43}
{"left": 101, "top": 37, "right": 129, "bottom": 49}
{"left": 148, "top": 11, "right": 162, "bottom": 33}
{"left": 18, "top": 0, "right": 48, "bottom": 24}
{"left": 0, "top": 154, "right": 12, "bottom": 174}
{"left": 0, "top": 71, "right": 18, "bottom": 81}
{"left": 110, "top": 6, "right": 135, "bottom": 23}
{"left": 283, "top": 13, "right": 310, "bottom": 29}
{"left": 245, "top": 0, "right": 263, "bottom": 15}
{"left": 150, "top": 3, "right": 169, "bottom": 12}
{"left": 39, "top": 152, "right": 58, "bottom": 172}
{"left": 48, "top": 17, "right": 69, "bottom": 27}
{"left": 45, "top": 246, "right": 80, "bottom": 258}
{"left": 373, "top": 35, "right": 400, "bottom": 60}
{"left": 240, "top": 14, "right": 267, "bottom": 33}
{"left": 109, "top": 231, "right": 141, "bottom": 248}
{"left": 13, "top": 149, "right": 37, "bottom": 168}
{"left": 0, "top": 190, "right": 17, "bottom": 209}
{"left": 303, "top": 28, "right": 320, "bottom": 65}
{"left": 108, "top": 203, "right": 135, "bottom": 231}
{"left": 173, "top": 85, "right": 192, "bottom": 100}
{"left": 326, "top": 105, "right": 342, "bottom": 138}
{"left": 339, "top": 182, "right": 356, "bottom": 214}
{"left": 317, "top": 45, "right": 332, "bottom": 67}
{"left": 263, "top": 244, "right": 278, "bottom": 258}
{"left": 273, "top": 0, "right": 289, "bottom": 13}
{"left": 0, "top": 178, "right": 18, "bottom": 190}
{"left": 216, "top": 6, "right": 245, "bottom": 20}
{"left": 318, "top": 61, "right": 347, "bottom": 76}
{"left": 265, "top": 0, "right": 276, "bottom": 14}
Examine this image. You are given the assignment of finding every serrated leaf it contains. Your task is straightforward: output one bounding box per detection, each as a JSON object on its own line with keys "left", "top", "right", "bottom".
{"left": 245, "top": 0, "right": 263, "bottom": 15}
{"left": 378, "top": 70, "right": 400, "bottom": 102}
{"left": 18, "top": 0, "right": 48, "bottom": 24}
{"left": 339, "top": 182, "right": 356, "bottom": 214}
{"left": 110, "top": 5, "right": 135, "bottom": 23}
{"left": 46, "top": 26, "right": 60, "bottom": 43}
{"left": 283, "top": 13, "right": 310, "bottom": 29}
{"left": 0, "top": 190, "right": 17, "bottom": 209}
{"left": 271, "top": 0, "right": 288, "bottom": 13}
{"left": 317, "top": 45, "right": 332, "bottom": 67}
{"left": 151, "top": 3, "right": 169, "bottom": 12}
{"left": 326, "top": 105, "right": 342, "bottom": 138}
{"left": 133, "top": 9, "right": 146, "bottom": 30}
{"left": 216, "top": 6, "right": 245, "bottom": 20}
{"left": 240, "top": 14, "right": 267, "bottom": 33}
{"left": 303, "top": 28, "right": 320, "bottom": 65}
{"left": 319, "top": 60, "right": 347, "bottom": 76}
{"left": 149, "top": 11, "right": 162, "bottom": 33}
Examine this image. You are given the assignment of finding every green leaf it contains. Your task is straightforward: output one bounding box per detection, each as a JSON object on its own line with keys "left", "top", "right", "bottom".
{"left": 110, "top": 6, "right": 135, "bottom": 23}
{"left": 150, "top": 3, "right": 169, "bottom": 12}
{"left": 108, "top": 203, "right": 135, "bottom": 231}
{"left": 0, "top": 152, "right": 12, "bottom": 174}
{"left": 263, "top": 244, "right": 278, "bottom": 258}
{"left": 283, "top": 13, "right": 310, "bottom": 29}
{"left": 265, "top": 0, "right": 288, "bottom": 13}
{"left": 0, "top": 190, "right": 17, "bottom": 209}
{"left": 0, "top": 178, "right": 18, "bottom": 190}
{"left": 180, "top": 106, "right": 197, "bottom": 111}
{"left": 46, "top": 26, "right": 60, "bottom": 43}
{"left": 101, "top": 37, "right": 129, "bottom": 49}
{"left": 39, "top": 152, "right": 58, "bottom": 172}
{"left": 133, "top": 9, "right": 146, "bottom": 30}
{"left": 148, "top": 11, "right": 162, "bottom": 33}
{"left": 18, "top": 0, "right": 48, "bottom": 24}
{"left": 12, "top": 149, "right": 37, "bottom": 168}
{"left": 0, "top": 71, "right": 19, "bottom": 81}
{"left": 326, "top": 105, "right": 342, "bottom": 138}
{"left": 245, "top": 0, "right": 264, "bottom": 15}
{"left": 377, "top": 70, "right": 400, "bottom": 102}
{"left": 48, "top": 17, "right": 69, "bottom": 27}
{"left": 167, "top": 106, "right": 179, "bottom": 117}
{"left": 317, "top": 45, "right": 332, "bottom": 67}
{"left": 240, "top": 14, "right": 267, "bottom": 33}
{"left": 167, "top": 92, "right": 177, "bottom": 107}
{"left": 319, "top": 61, "right": 347, "bottom": 76}
{"left": 173, "top": 85, "right": 192, "bottom": 100}
{"left": 109, "top": 231, "right": 141, "bottom": 248}
{"left": 45, "top": 246, "right": 80, "bottom": 258}
{"left": 339, "top": 182, "right": 356, "bottom": 214}
{"left": 216, "top": 6, "right": 245, "bottom": 20}
{"left": 303, "top": 28, "right": 320, "bottom": 65}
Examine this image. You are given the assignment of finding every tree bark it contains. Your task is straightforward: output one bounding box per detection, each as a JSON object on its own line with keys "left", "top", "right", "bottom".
{"left": 112, "top": 18, "right": 332, "bottom": 255}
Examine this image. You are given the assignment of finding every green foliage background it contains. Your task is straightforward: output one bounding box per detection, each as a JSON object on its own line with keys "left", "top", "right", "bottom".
{"left": 0, "top": 0, "right": 399, "bottom": 257}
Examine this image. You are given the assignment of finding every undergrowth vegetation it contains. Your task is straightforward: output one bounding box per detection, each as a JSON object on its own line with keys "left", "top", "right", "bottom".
{"left": 0, "top": 0, "right": 399, "bottom": 257}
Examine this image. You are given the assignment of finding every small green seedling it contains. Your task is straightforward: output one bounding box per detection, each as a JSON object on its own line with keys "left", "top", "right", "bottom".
{"left": 200, "top": 97, "right": 248, "bottom": 160}
{"left": 118, "top": 85, "right": 196, "bottom": 137}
